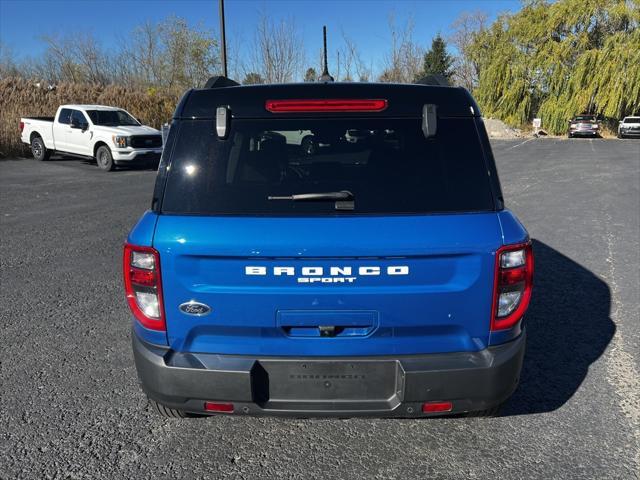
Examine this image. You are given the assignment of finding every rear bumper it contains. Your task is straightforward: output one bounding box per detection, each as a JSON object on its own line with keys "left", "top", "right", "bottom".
{"left": 619, "top": 130, "right": 640, "bottom": 137}
{"left": 569, "top": 128, "right": 598, "bottom": 136}
{"left": 133, "top": 331, "right": 526, "bottom": 417}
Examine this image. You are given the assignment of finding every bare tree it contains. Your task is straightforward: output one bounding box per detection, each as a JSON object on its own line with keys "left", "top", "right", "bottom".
{"left": 118, "top": 21, "right": 165, "bottom": 86}
{"left": 339, "top": 30, "right": 371, "bottom": 82}
{"left": 226, "top": 30, "right": 245, "bottom": 83}
{"left": 378, "top": 14, "right": 424, "bottom": 83}
{"left": 0, "top": 43, "right": 20, "bottom": 78}
{"left": 116, "top": 17, "right": 219, "bottom": 90}
{"left": 448, "top": 10, "right": 488, "bottom": 90}
{"left": 250, "top": 13, "right": 304, "bottom": 83}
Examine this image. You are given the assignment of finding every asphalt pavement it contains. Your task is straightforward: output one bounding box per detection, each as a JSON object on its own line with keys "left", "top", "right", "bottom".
{"left": 1, "top": 138, "right": 639, "bottom": 479}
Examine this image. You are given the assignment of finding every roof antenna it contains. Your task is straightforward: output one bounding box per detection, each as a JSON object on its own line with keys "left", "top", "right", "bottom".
{"left": 319, "top": 26, "right": 334, "bottom": 82}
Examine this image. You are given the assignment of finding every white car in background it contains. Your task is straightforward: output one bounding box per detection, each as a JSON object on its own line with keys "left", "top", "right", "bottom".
{"left": 618, "top": 116, "right": 640, "bottom": 139}
{"left": 20, "top": 105, "right": 163, "bottom": 171}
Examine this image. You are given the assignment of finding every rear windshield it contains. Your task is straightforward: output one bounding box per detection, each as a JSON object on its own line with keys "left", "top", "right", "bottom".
{"left": 574, "top": 115, "right": 596, "bottom": 121}
{"left": 161, "top": 117, "right": 495, "bottom": 215}
{"left": 624, "top": 117, "right": 640, "bottom": 123}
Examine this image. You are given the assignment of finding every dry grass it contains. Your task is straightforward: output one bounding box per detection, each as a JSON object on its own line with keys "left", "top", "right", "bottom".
{"left": 0, "top": 77, "right": 179, "bottom": 157}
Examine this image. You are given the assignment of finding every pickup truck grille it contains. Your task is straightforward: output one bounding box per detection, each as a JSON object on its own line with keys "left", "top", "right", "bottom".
{"left": 130, "top": 135, "right": 162, "bottom": 148}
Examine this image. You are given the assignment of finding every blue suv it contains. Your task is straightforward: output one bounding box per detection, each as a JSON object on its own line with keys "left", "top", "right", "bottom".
{"left": 124, "top": 78, "right": 533, "bottom": 418}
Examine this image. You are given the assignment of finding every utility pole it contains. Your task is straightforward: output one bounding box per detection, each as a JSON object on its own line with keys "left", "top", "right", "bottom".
{"left": 218, "top": 0, "right": 228, "bottom": 77}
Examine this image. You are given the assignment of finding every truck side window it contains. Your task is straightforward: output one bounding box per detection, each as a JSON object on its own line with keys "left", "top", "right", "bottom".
{"left": 58, "top": 109, "right": 72, "bottom": 124}
{"left": 71, "top": 110, "right": 88, "bottom": 128}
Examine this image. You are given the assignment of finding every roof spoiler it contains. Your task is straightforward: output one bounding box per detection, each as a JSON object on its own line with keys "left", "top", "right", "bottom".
{"left": 415, "top": 74, "right": 450, "bottom": 87}
{"left": 204, "top": 76, "right": 240, "bottom": 89}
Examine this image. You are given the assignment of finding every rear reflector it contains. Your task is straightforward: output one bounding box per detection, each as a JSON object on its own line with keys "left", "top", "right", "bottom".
{"left": 204, "top": 402, "right": 234, "bottom": 413}
{"left": 422, "top": 401, "right": 453, "bottom": 413}
{"left": 265, "top": 99, "right": 388, "bottom": 113}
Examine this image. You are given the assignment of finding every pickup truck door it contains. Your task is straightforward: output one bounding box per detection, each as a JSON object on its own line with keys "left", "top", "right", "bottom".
{"left": 67, "top": 110, "right": 92, "bottom": 156}
{"left": 52, "top": 108, "right": 73, "bottom": 153}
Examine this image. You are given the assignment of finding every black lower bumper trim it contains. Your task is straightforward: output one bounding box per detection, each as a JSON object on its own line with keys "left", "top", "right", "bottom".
{"left": 132, "top": 332, "right": 526, "bottom": 417}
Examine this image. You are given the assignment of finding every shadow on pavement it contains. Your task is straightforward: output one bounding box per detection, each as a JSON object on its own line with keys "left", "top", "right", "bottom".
{"left": 503, "top": 239, "right": 615, "bottom": 416}
{"left": 52, "top": 153, "right": 158, "bottom": 171}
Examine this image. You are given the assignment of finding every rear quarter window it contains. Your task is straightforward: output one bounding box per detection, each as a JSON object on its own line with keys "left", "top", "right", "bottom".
{"left": 161, "top": 117, "right": 495, "bottom": 215}
{"left": 58, "top": 109, "right": 72, "bottom": 124}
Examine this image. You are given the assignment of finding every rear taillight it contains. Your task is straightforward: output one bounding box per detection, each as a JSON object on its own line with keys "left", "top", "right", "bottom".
{"left": 265, "top": 99, "right": 388, "bottom": 113}
{"left": 19, "top": 121, "right": 24, "bottom": 132}
{"left": 123, "top": 244, "right": 165, "bottom": 331}
{"left": 491, "top": 242, "right": 534, "bottom": 331}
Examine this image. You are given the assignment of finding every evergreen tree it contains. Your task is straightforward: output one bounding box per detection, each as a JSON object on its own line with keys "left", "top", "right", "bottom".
{"left": 242, "top": 72, "right": 264, "bottom": 85}
{"left": 416, "top": 34, "right": 454, "bottom": 82}
{"left": 304, "top": 67, "right": 317, "bottom": 82}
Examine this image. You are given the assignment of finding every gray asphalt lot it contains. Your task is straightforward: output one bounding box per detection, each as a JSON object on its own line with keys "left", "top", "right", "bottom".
{"left": 1, "top": 138, "right": 639, "bottom": 479}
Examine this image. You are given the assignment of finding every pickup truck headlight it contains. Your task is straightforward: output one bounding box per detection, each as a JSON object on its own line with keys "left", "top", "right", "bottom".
{"left": 112, "top": 135, "right": 129, "bottom": 148}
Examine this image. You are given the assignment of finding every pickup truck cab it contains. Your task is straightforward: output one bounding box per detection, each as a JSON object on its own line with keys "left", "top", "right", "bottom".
{"left": 20, "top": 105, "right": 163, "bottom": 171}
{"left": 124, "top": 77, "right": 533, "bottom": 418}
{"left": 618, "top": 116, "right": 640, "bottom": 138}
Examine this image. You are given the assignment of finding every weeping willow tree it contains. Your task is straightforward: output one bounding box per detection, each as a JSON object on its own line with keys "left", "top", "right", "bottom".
{"left": 468, "top": 0, "right": 640, "bottom": 134}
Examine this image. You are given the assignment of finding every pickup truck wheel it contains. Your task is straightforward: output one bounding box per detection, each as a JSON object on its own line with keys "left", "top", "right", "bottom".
{"left": 96, "top": 145, "right": 114, "bottom": 171}
{"left": 31, "top": 136, "right": 51, "bottom": 161}
{"left": 149, "top": 399, "right": 192, "bottom": 418}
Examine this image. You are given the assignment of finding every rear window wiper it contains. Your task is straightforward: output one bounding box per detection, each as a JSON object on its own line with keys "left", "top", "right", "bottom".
{"left": 268, "top": 190, "right": 354, "bottom": 210}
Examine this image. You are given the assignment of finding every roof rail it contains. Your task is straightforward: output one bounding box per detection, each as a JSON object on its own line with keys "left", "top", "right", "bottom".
{"left": 204, "top": 76, "right": 240, "bottom": 89}
{"left": 415, "top": 74, "right": 450, "bottom": 87}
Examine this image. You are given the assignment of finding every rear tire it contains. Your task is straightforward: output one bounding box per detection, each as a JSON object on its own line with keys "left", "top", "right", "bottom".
{"left": 31, "top": 136, "right": 51, "bottom": 161}
{"left": 149, "top": 399, "right": 191, "bottom": 418}
{"left": 96, "top": 145, "right": 115, "bottom": 171}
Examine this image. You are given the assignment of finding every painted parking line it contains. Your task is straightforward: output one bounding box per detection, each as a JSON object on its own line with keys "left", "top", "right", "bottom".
{"left": 505, "top": 138, "right": 536, "bottom": 150}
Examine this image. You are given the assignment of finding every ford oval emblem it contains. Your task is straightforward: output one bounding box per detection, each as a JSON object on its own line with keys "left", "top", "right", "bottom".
{"left": 179, "top": 301, "right": 211, "bottom": 316}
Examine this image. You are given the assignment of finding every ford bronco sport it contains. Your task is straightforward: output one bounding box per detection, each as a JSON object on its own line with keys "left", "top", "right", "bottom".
{"left": 124, "top": 77, "right": 533, "bottom": 418}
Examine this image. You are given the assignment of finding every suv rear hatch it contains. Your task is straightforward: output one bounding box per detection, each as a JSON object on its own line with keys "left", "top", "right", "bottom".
{"left": 154, "top": 93, "right": 503, "bottom": 356}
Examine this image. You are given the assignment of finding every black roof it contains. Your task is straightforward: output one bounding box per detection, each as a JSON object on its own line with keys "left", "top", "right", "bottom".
{"left": 175, "top": 82, "right": 481, "bottom": 119}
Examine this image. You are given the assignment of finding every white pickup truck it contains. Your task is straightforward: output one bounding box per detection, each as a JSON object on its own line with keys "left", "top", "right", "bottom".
{"left": 20, "top": 105, "right": 163, "bottom": 171}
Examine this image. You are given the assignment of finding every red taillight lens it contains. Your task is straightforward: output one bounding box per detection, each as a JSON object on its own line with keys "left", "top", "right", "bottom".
{"left": 422, "top": 401, "right": 453, "bottom": 413}
{"left": 491, "top": 242, "right": 534, "bottom": 331}
{"left": 204, "top": 402, "right": 234, "bottom": 413}
{"left": 123, "top": 243, "right": 165, "bottom": 331}
{"left": 19, "top": 121, "right": 24, "bottom": 132}
{"left": 265, "top": 99, "right": 388, "bottom": 113}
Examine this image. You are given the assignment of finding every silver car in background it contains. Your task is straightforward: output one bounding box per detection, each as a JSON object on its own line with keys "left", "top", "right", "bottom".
{"left": 618, "top": 116, "right": 640, "bottom": 138}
